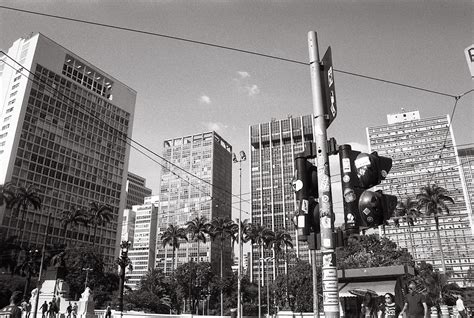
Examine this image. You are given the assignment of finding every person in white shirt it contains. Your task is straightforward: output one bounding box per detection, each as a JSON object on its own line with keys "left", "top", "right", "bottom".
{"left": 456, "top": 295, "right": 466, "bottom": 318}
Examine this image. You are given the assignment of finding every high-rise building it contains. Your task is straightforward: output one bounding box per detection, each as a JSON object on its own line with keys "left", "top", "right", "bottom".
{"left": 458, "top": 147, "right": 474, "bottom": 232}
{"left": 155, "top": 131, "right": 232, "bottom": 274}
{"left": 249, "top": 115, "right": 314, "bottom": 282}
{"left": 125, "top": 172, "right": 152, "bottom": 209}
{"left": 0, "top": 33, "right": 136, "bottom": 264}
{"left": 121, "top": 209, "right": 136, "bottom": 243}
{"left": 125, "top": 195, "right": 159, "bottom": 289}
{"left": 367, "top": 110, "right": 474, "bottom": 286}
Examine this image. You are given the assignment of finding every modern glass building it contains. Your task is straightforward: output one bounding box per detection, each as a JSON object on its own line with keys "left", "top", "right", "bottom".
{"left": 125, "top": 172, "right": 152, "bottom": 209}
{"left": 367, "top": 110, "right": 474, "bottom": 286}
{"left": 125, "top": 195, "right": 159, "bottom": 289}
{"left": 155, "top": 131, "right": 232, "bottom": 274}
{"left": 0, "top": 33, "right": 136, "bottom": 264}
{"left": 249, "top": 115, "right": 314, "bottom": 282}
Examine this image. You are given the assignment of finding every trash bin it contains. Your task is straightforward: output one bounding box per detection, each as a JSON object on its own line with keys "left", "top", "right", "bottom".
{"left": 230, "top": 308, "right": 237, "bottom": 318}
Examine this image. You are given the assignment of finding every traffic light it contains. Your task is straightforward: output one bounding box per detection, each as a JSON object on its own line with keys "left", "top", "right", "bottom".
{"left": 292, "top": 142, "right": 319, "bottom": 244}
{"left": 339, "top": 146, "right": 397, "bottom": 230}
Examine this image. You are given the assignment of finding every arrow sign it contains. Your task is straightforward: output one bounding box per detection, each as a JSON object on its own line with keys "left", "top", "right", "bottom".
{"left": 320, "top": 46, "right": 337, "bottom": 127}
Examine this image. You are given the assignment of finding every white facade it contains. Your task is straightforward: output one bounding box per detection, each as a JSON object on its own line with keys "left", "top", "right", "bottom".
{"left": 125, "top": 195, "right": 159, "bottom": 289}
{"left": 0, "top": 33, "right": 136, "bottom": 263}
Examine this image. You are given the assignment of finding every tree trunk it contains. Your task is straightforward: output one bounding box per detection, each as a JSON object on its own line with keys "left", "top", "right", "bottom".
{"left": 92, "top": 225, "right": 98, "bottom": 247}
{"left": 258, "top": 244, "right": 262, "bottom": 318}
{"left": 407, "top": 223, "right": 417, "bottom": 259}
{"left": 220, "top": 239, "right": 223, "bottom": 316}
{"left": 434, "top": 217, "right": 447, "bottom": 274}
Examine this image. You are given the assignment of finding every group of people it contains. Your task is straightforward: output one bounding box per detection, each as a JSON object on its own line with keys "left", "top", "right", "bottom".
{"left": 360, "top": 281, "right": 468, "bottom": 318}
{"left": 0, "top": 292, "right": 79, "bottom": 318}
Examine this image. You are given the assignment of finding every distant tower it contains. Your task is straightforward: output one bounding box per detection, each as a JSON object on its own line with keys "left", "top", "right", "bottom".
{"left": 155, "top": 131, "right": 232, "bottom": 274}
{"left": 125, "top": 195, "right": 159, "bottom": 289}
{"left": 367, "top": 110, "right": 474, "bottom": 286}
{"left": 0, "top": 33, "right": 136, "bottom": 264}
{"left": 125, "top": 172, "right": 152, "bottom": 208}
{"left": 249, "top": 114, "right": 314, "bottom": 283}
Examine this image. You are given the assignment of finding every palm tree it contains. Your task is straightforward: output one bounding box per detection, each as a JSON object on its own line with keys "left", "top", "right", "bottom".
{"left": 161, "top": 224, "right": 188, "bottom": 273}
{"left": 268, "top": 229, "right": 293, "bottom": 309}
{"left": 86, "top": 202, "right": 113, "bottom": 247}
{"left": 416, "top": 184, "right": 454, "bottom": 274}
{"left": 60, "top": 207, "right": 87, "bottom": 241}
{"left": 246, "top": 223, "right": 274, "bottom": 317}
{"left": 185, "top": 216, "right": 209, "bottom": 264}
{"left": 208, "top": 217, "right": 237, "bottom": 316}
{"left": 393, "top": 197, "right": 422, "bottom": 259}
{"left": 9, "top": 184, "right": 42, "bottom": 246}
{"left": 16, "top": 247, "right": 41, "bottom": 299}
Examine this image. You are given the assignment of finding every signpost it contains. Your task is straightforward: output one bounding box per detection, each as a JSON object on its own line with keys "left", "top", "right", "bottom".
{"left": 320, "top": 47, "right": 337, "bottom": 127}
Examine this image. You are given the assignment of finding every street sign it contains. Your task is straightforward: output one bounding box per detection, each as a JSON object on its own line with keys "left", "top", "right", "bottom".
{"left": 464, "top": 45, "right": 474, "bottom": 78}
{"left": 320, "top": 46, "right": 337, "bottom": 127}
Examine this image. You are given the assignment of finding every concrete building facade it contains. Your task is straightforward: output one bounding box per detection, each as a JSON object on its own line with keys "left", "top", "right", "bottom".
{"left": 0, "top": 33, "right": 136, "bottom": 264}
{"left": 155, "top": 131, "right": 232, "bottom": 275}
{"left": 125, "top": 172, "right": 152, "bottom": 209}
{"left": 125, "top": 195, "right": 159, "bottom": 289}
{"left": 367, "top": 110, "right": 474, "bottom": 286}
{"left": 249, "top": 115, "right": 314, "bottom": 282}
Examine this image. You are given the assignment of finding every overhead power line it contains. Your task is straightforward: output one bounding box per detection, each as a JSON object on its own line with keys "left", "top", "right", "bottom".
{"left": 0, "top": 5, "right": 467, "bottom": 99}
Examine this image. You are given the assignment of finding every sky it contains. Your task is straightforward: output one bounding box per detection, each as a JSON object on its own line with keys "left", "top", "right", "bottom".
{"left": 1, "top": 0, "right": 472, "bottom": 224}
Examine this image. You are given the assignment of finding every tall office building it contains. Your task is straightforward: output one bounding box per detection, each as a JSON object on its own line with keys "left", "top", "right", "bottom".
{"left": 367, "top": 110, "right": 474, "bottom": 286}
{"left": 155, "top": 131, "right": 232, "bottom": 274}
{"left": 458, "top": 147, "right": 474, "bottom": 231}
{"left": 121, "top": 209, "right": 136, "bottom": 243}
{"left": 125, "top": 195, "right": 159, "bottom": 289}
{"left": 249, "top": 115, "right": 314, "bottom": 282}
{"left": 125, "top": 172, "right": 152, "bottom": 209}
{"left": 0, "top": 33, "right": 136, "bottom": 264}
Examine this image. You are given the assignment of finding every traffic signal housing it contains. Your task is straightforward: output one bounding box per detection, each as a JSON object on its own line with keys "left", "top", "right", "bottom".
{"left": 339, "top": 146, "right": 397, "bottom": 230}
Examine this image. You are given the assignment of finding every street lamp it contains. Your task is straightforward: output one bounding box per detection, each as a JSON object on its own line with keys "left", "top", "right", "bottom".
{"left": 82, "top": 267, "right": 93, "bottom": 290}
{"left": 233, "top": 150, "right": 246, "bottom": 318}
{"left": 262, "top": 257, "right": 274, "bottom": 317}
{"left": 118, "top": 240, "right": 131, "bottom": 318}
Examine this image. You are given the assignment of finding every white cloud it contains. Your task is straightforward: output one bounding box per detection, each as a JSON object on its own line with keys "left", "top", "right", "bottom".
{"left": 203, "top": 121, "right": 228, "bottom": 132}
{"left": 245, "top": 84, "right": 260, "bottom": 97}
{"left": 199, "top": 95, "right": 211, "bottom": 105}
{"left": 237, "top": 71, "right": 250, "bottom": 79}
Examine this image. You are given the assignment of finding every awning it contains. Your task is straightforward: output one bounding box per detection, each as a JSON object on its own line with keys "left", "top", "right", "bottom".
{"left": 338, "top": 280, "right": 397, "bottom": 297}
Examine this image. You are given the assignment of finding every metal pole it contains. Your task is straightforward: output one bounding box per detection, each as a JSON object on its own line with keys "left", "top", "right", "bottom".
{"left": 33, "top": 213, "right": 52, "bottom": 318}
{"left": 265, "top": 258, "right": 271, "bottom": 317}
{"left": 307, "top": 31, "right": 339, "bottom": 317}
{"left": 258, "top": 257, "right": 261, "bottom": 318}
{"left": 311, "top": 249, "right": 319, "bottom": 317}
{"left": 238, "top": 160, "right": 242, "bottom": 318}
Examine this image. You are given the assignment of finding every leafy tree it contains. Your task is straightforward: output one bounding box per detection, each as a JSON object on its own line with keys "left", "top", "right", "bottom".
{"left": 208, "top": 217, "right": 237, "bottom": 316}
{"left": 185, "top": 216, "right": 209, "bottom": 264}
{"left": 86, "top": 202, "right": 113, "bottom": 247}
{"left": 15, "top": 248, "right": 41, "bottom": 300}
{"left": 393, "top": 197, "right": 422, "bottom": 259}
{"left": 0, "top": 235, "right": 19, "bottom": 273}
{"left": 174, "top": 262, "right": 214, "bottom": 313}
{"left": 416, "top": 184, "right": 454, "bottom": 274}
{"left": 0, "top": 274, "right": 25, "bottom": 308}
{"left": 9, "top": 185, "right": 42, "bottom": 247}
{"left": 161, "top": 224, "right": 188, "bottom": 273}
{"left": 124, "top": 268, "right": 171, "bottom": 313}
{"left": 0, "top": 183, "right": 15, "bottom": 208}
{"left": 336, "top": 234, "right": 413, "bottom": 269}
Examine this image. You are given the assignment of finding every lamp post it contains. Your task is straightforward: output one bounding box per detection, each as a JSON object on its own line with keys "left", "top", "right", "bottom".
{"left": 82, "top": 267, "right": 93, "bottom": 290}
{"left": 233, "top": 150, "right": 246, "bottom": 318}
{"left": 263, "top": 257, "right": 274, "bottom": 317}
{"left": 118, "top": 240, "right": 131, "bottom": 318}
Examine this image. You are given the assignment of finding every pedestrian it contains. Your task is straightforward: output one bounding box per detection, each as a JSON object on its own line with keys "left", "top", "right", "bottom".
{"left": 40, "top": 302, "right": 48, "bottom": 318}
{"left": 47, "top": 302, "right": 54, "bottom": 318}
{"left": 399, "top": 281, "right": 428, "bottom": 318}
{"left": 105, "top": 305, "right": 111, "bottom": 318}
{"left": 72, "top": 303, "right": 78, "bottom": 318}
{"left": 0, "top": 291, "right": 23, "bottom": 318}
{"left": 377, "top": 293, "right": 401, "bottom": 318}
{"left": 456, "top": 295, "right": 467, "bottom": 318}
{"left": 66, "top": 303, "right": 72, "bottom": 318}
{"left": 360, "top": 292, "right": 378, "bottom": 318}
{"left": 25, "top": 302, "right": 31, "bottom": 318}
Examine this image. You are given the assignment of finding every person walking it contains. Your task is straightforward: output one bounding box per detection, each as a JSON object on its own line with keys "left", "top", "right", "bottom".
{"left": 0, "top": 291, "right": 23, "bottom": 318}
{"left": 378, "top": 293, "right": 401, "bottom": 318}
{"left": 72, "top": 303, "right": 77, "bottom": 318}
{"left": 40, "top": 302, "right": 48, "bottom": 318}
{"left": 399, "top": 281, "right": 428, "bottom": 318}
{"left": 456, "top": 295, "right": 467, "bottom": 318}
{"left": 360, "top": 292, "right": 378, "bottom": 318}
{"left": 105, "top": 305, "right": 112, "bottom": 318}
{"left": 66, "top": 303, "right": 72, "bottom": 318}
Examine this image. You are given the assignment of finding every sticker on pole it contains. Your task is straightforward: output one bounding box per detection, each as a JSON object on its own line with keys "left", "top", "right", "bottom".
{"left": 342, "top": 158, "right": 351, "bottom": 173}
